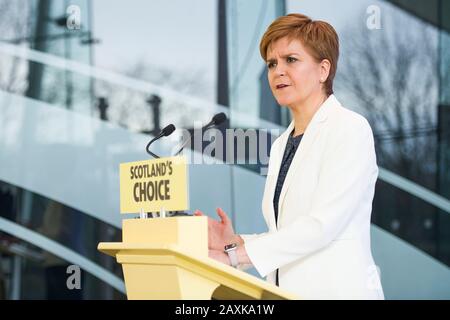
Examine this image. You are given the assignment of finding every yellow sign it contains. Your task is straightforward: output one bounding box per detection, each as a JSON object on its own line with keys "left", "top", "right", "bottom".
{"left": 119, "top": 156, "right": 189, "bottom": 213}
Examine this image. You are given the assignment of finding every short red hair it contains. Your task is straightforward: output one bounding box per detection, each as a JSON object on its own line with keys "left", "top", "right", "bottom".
{"left": 260, "top": 13, "right": 339, "bottom": 96}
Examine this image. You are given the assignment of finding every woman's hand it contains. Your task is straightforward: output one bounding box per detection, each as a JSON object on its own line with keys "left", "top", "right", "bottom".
{"left": 194, "top": 207, "right": 240, "bottom": 250}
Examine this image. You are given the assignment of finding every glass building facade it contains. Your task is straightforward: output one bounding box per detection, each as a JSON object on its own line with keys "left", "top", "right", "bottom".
{"left": 225, "top": 0, "right": 290, "bottom": 128}
{"left": 0, "top": 0, "right": 449, "bottom": 299}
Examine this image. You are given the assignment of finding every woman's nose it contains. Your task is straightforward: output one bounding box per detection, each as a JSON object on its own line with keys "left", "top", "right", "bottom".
{"left": 274, "top": 63, "right": 286, "bottom": 77}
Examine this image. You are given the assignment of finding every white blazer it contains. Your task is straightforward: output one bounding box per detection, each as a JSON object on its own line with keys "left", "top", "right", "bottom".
{"left": 241, "top": 95, "right": 384, "bottom": 300}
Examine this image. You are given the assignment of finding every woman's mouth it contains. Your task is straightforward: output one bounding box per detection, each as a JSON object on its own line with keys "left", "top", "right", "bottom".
{"left": 276, "top": 84, "right": 290, "bottom": 90}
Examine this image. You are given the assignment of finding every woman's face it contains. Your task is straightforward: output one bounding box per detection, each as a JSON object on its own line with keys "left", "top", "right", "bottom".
{"left": 266, "top": 37, "right": 325, "bottom": 108}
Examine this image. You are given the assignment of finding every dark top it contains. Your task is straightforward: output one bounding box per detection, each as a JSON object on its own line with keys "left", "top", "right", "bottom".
{"left": 273, "top": 132, "right": 304, "bottom": 225}
{"left": 273, "top": 130, "right": 304, "bottom": 286}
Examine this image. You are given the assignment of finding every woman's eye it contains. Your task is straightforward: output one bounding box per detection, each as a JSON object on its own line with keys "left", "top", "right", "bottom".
{"left": 287, "top": 57, "right": 297, "bottom": 63}
{"left": 267, "top": 62, "right": 276, "bottom": 69}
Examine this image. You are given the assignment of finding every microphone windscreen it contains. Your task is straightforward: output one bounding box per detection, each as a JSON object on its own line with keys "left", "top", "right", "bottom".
{"left": 212, "top": 112, "right": 227, "bottom": 126}
{"left": 161, "top": 124, "right": 175, "bottom": 137}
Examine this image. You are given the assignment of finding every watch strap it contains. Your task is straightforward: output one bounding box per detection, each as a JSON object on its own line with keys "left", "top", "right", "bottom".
{"left": 226, "top": 249, "right": 239, "bottom": 268}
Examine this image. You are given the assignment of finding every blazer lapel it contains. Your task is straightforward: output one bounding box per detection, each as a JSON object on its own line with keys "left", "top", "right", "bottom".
{"left": 275, "top": 95, "right": 338, "bottom": 226}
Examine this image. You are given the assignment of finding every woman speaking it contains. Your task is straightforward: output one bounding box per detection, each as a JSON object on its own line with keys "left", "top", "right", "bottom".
{"left": 195, "top": 13, "right": 384, "bottom": 300}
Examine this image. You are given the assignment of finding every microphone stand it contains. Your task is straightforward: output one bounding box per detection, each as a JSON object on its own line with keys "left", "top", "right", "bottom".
{"left": 146, "top": 135, "right": 163, "bottom": 158}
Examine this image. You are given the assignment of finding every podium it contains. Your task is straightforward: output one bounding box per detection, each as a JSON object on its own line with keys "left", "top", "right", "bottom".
{"left": 98, "top": 216, "right": 298, "bottom": 300}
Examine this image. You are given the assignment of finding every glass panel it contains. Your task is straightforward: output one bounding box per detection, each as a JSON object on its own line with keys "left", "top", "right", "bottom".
{"left": 226, "top": 0, "right": 289, "bottom": 128}
{"left": 0, "top": 180, "right": 125, "bottom": 299}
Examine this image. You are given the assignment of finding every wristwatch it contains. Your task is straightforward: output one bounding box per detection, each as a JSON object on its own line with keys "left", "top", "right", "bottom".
{"left": 224, "top": 243, "right": 239, "bottom": 268}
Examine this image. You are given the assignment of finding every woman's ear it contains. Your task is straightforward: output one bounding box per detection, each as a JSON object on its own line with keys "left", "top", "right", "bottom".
{"left": 319, "top": 59, "right": 331, "bottom": 83}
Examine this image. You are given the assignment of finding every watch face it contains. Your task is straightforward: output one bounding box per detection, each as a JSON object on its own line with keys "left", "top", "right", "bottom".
{"left": 224, "top": 243, "right": 237, "bottom": 251}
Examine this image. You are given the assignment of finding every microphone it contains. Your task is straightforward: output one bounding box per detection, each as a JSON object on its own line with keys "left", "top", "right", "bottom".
{"left": 157, "top": 124, "right": 176, "bottom": 139}
{"left": 203, "top": 112, "right": 227, "bottom": 130}
{"left": 174, "top": 112, "right": 227, "bottom": 156}
{"left": 146, "top": 124, "right": 176, "bottom": 158}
